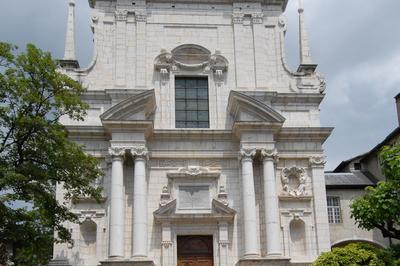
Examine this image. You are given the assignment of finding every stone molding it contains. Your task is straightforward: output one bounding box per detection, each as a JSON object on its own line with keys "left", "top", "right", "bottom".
{"left": 167, "top": 166, "right": 220, "bottom": 179}
{"left": 309, "top": 156, "right": 326, "bottom": 168}
{"left": 280, "top": 166, "right": 308, "bottom": 197}
{"left": 239, "top": 148, "right": 256, "bottom": 162}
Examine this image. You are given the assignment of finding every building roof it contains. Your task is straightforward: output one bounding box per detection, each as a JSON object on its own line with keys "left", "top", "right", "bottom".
{"left": 325, "top": 171, "right": 377, "bottom": 189}
{"left": 334, "top": 126, "right": 400, "bottom": 172}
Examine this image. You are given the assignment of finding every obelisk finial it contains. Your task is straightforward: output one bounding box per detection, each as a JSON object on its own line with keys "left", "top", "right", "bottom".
{"left": 297, "top": 0, "right": 317, "bottom": 73}
{"left": 61, "top": 0, "right": 79, "bottom": 68}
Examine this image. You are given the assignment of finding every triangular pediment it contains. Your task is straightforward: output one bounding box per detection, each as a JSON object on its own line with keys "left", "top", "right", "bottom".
{"left": 100, "top": 90, "right": 156, "bottom": 121}
{"left": 227, "top": 91, "right": 285, "bottom": 123}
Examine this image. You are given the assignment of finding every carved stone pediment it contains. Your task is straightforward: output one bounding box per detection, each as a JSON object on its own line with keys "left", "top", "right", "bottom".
{"left": 100, "top": 89, "right": 156, "bottom": 121}
{"left": 154, "top": 45, "right": 228, "bottom": 77}
{"left": 153, "top": 199, "right": 236, "bottom": 224}
{"left": 227, "top": 91, "right": 285, "bottom": 124}
{"left": 167, "top": 166, "right": 220, "bottom": 179}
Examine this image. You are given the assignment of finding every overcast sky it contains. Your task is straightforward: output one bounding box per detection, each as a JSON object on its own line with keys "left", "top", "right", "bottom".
{"left": 1, "top": 0, "right": 399, "bottom": 170}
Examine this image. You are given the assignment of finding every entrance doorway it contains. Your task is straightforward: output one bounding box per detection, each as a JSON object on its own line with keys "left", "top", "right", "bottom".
{"left": 177, "top": 235, "right": 213, "bottom": 266}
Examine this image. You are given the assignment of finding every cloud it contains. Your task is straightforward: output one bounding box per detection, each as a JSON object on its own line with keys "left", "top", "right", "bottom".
{"left": 1, "top": 0, "right": 399, "bottom": 171}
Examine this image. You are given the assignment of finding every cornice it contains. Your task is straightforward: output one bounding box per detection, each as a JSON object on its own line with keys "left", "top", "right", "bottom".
{"left": 276, "top": 127, "right": 333, "bottom": 143}
{"left": 88, "top": 0, "right": 288, "bottom": 11}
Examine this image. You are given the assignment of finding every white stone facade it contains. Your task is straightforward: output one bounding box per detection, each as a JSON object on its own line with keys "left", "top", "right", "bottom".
{"left": 52, "top": 0, "right": 335, "bottom": 265}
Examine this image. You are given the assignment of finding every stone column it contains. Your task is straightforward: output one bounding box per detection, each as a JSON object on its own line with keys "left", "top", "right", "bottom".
{"left": 131, "top": 146, "right": 149, "bottom": 258}
{"left": 260, "top": 149, "right": 282, "bottom": 256}
{"left": 239, "top": 148, "right": 259, "bottom": 257}
{"left": 309, "top": 156, "right": 331, "bottom": 253}
{"left": 108, "top": 147, "right": 126, "bottom": 258}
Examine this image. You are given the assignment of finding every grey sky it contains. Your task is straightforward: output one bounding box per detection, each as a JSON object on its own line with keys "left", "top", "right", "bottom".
{"left": 1, "top": 0, "right": 399, "bottom": 170}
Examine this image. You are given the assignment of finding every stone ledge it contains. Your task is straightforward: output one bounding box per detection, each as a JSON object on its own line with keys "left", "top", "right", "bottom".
{"left": 236, "top": 257, "right": 291, "bottom": 266}
{"left": 48, "top": 259, "right": 71, "bottom": 266}
{"left": 100, "top": 259, "right": 155, "bottom": 266}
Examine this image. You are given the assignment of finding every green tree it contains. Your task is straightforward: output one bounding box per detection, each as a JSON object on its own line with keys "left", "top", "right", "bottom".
{"left": 312, "top": 242, "right": 392, "bottom": 266}
{"left": 0, "top": 42, "right": 102, "bottom": 265}
{"left": 351, "top": 144, "right": 400, "bottom": 240}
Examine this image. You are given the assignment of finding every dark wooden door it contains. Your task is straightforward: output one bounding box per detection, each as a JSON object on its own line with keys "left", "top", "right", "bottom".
{"left": 177, "top": 236, "right": 213, "bottom": 266}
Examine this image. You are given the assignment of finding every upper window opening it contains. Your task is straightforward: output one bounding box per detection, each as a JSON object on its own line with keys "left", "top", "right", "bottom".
{"left": 175, "top": 77, "right": 209, "bottom": 128}
{"left": 327, "top": 196, "right": 342, "bottom": 224}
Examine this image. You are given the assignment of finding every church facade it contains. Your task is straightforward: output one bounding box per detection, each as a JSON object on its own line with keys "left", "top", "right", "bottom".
{"left": 53, "top": 0, "right": 335, "bottom": 265}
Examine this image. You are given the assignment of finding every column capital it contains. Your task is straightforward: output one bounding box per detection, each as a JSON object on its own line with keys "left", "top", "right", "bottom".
{"left": 130, "top": 145, "right": 149, "bottom": 161}
{"left": 239, "top": 148, "right": 256, "bottom": 162}
{"left": 309, "top": 156, "right": 326, "bottom": 168}
{"left": 260, "top": 148, "right": 278, "bottom": 162}
{"left": 108, "top": 147, "right": 126, "bottom": 159}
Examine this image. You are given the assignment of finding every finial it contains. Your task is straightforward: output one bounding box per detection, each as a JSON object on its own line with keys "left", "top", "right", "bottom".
{"left": 61, "top": 0, "right": 79, "bottom": 68}
{"left": 298, "top": 0, "right": 304, "bottom": 13}
{"left": 297, "top": 0, "right": 317, "bottom": 73}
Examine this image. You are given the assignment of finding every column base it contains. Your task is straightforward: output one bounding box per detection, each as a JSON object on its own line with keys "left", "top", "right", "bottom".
{"left": 237, "top": 257, "right": 291, "bottom": 266}
{"left": 100, "top": 259, "right": 155, "bottom": 266}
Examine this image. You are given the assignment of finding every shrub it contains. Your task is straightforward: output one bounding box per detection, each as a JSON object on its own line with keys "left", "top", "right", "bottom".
{"left": 312, "top": 243, "right": 392, "bottom": 266}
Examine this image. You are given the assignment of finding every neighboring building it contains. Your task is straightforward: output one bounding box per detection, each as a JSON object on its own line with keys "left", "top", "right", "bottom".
{"left": 324, "top": 95, "right": 400, "bottom": 249}
{"left": 52, "top": 0, "right": 333, "bottom": 265}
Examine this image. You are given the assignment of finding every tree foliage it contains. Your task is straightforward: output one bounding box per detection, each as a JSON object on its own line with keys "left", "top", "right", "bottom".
{"left": 312, "top": 242, "right": 393, "bottom": 266}
{"left": 0, "top": 42, "right": 103, "bottom": 265}
{"left": 351, "top": 144, "right": 400, "bottom": 240}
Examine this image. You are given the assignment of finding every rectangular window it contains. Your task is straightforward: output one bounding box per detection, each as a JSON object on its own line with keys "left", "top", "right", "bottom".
{"left": 175, "top": 77, "right": 209, "bottom": 128}
{"left": 327, "top": 196, "right": 342, "bottom": 224}
{"left": 178, "top": 185, "right": 210, "bottom": 209}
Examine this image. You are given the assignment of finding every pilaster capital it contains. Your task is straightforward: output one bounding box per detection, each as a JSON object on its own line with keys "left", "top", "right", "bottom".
{"left": 232, "top": 11, "right": 244, "bottom": 24}
{"left": 309, "top": 156, "right": 326, "bottom": 168}
{"left": 115, "top": 10, "right": 128, "bottom": 21}
{"left": 219, "top": 240, "right": 230, "bottom": 247}
{"left": 239, "top": 148, "right": 256, "bottom": 162}
{"left": 260, "top": 148, "right": 278, "bottom": 162}
{"left": 135, "top": 11, "right": 147, "bottom": 22}
{"left": 161, "top": 241, "right": 173, "bottom": 248}
{"left": 252, "top": 12, "right": 264, "bottom": 24}
{"left": 108, "top": 147, "right": 126, "bottom": 159}
{"left": 130, "top": 146, "right": 149, "bottom": 161}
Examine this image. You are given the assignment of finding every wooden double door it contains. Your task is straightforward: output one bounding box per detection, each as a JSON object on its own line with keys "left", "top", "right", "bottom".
{"left": 177, "top": 235, "right": 213, "bottom": 266}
